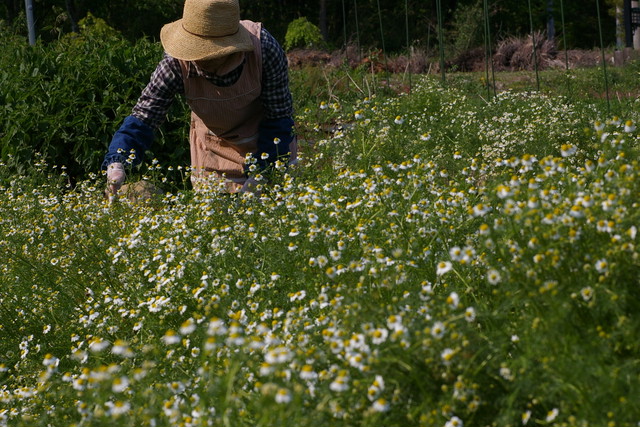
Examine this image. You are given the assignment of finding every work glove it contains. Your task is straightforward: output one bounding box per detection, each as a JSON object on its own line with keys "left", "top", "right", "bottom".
{"left": 106, "top": 162, "right": 126, "bottom": 195}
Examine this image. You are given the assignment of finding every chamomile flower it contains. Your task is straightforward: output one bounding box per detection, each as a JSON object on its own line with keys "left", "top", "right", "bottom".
{"left": 105, "top": 400, "right": 131, "bottom": 417}
{"left": 370, "top": 327, "right": 389, "bottom": 344}
{"left": 441, "top": 348, "right": 456, "bottom": 365}
{"left": 623, "top": 120, "right": 636, "bottom": 132}
{"left": 436, "top": 261, "right": 453, "bottom": 276}
{"left": 499, "top": 366, "right": 514, "bottom": 381}
{"left": 580, "top": 286, "right": 594, "bottom": 301}
{"left": 447, "top": 292, "right": 460, "bottom": 308}
{"left": 594, "top": 258, "right": 608, "bottom": 273}
{"left": 111, "top": 376, "right": 129, "bottom": 393}
{"left": 162, "top": 330, "right": 181, "bottom": 345}
{"left": 431, "top": 321, "right": 446, "bottom": 339}
{"left": 300, "top": 365, "right": 318, "bottom": 380}
{"left": 264, "top": 346, "right": 293, "bottom": 364}
{"left": 464, "top": 307, "right": 476, "bottom": 322}
{"left": 371, "top": 398, "right": 390, "bottom": 412}
{"left": 449, "top": 246, "right": 463, "bottom": 260}
{"left": 42, "top": 354, "right": 59, "bottom": 369}
{"left": 386, "top": 314, "right": 404, "bottom": 332}
{"left": 275, "top": 388, "right": 292, "bottom": 404}
{"left": 88, "top": 337, "right": 110, "bottom": 352}
{"left": 289, "top": 290, "right": 306, "bottom": 302}
{"left": 445, "top": 415, "right": 463, "bottom": 427}
{"left": 316, "top": 255, "right": 328, "bottom": 268}
{"left": 207, "top": 318, "right": 227, "bottom": 336}
{"left": 111, "top": 340, "right": 134, "bottom": 358}
{"left": 594, "top": 120, "right": 605, "bottom": 131}
{"left": 367, "top": 375, "right": 385, "bottom": 400}
{"left": 560, "top": 143, "right": 577, "bottom": 157}
{"left": 486, "top": 269, "right": 502, "bottom": 285}
{"left": 179, "top": 318, "right": 197, "bottom": 335}
{"left": 329, "top": 374, "right": 350, "bottom": 392}
{"left": 545, "top": 408, "right": 559, "bottom": 422}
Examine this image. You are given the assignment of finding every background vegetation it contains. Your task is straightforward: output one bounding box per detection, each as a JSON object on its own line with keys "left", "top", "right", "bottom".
{"left": 2, "top": 0, "right": 619, "bottom": 51}
{"left": 1, "top": 2, "right": 640, "bottom": 426}
{"left": 0, "top": 15, "right": 637, "bottom": 182}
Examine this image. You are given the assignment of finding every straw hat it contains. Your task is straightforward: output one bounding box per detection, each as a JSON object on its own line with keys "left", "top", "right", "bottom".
{"left": 160, "top": 0, "right": 254, "bottom": 61}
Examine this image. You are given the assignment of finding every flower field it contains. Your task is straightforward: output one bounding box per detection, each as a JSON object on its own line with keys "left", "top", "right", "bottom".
{"left": 1, "top": 75, "right": 639, "bottom": 427}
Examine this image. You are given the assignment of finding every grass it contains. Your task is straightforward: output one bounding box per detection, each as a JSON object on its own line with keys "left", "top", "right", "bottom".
{"left": 0, "top": 62, "right": 639, "bottom": 427}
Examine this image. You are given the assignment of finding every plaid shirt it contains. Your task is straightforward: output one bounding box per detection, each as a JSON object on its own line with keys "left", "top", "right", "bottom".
{"left": 131, "top": 26, "right": 293, "bottom": 128}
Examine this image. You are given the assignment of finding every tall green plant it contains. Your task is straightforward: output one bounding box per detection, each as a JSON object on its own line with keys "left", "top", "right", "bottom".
{"left": 448, "top": 0, "right": 484, "bottom": 58}
{"left": 0, "top": 16, "right": 190, "bottom": 181}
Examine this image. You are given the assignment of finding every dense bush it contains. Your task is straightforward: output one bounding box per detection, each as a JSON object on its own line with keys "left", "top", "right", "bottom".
{"left": 284, "top": 17, "right": 326, "bottom": 51}
{"left": 0, "top": 16, "right": 190, "bottom": 181}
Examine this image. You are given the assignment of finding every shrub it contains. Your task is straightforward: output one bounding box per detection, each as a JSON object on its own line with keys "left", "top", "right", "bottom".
{"left": 284, "top": 17, "right": 325, "bottom": 51}
{"left": 0, "top": 15, "right": 190, "bottom": 182}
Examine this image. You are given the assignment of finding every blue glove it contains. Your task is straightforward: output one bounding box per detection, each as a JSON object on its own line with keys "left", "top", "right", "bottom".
{"left": 254, "top": 117, "right": 294, "bottom": 172}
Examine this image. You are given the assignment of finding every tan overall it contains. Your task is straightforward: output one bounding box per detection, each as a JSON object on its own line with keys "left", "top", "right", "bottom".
{"left": 180, "top": 20, "right": 295, "bottom": 193}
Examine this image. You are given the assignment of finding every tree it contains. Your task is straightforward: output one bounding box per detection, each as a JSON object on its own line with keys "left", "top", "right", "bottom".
{"left": 1, "top": 0, "right": 617, "bottom": 50}
{"left": 605, "top": 0, "right": 624, "bottom": 47}
{"left": 2, "top": 0, "right": 23, "bottom": 22}
{"left": 547, "top": 0, "right": 555, "bottom": 41}
{"left": 319, "top": 0, "right": 327, "bottom": 40}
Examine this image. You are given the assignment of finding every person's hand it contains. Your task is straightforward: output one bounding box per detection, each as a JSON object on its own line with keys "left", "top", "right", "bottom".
{"left": 106, "top": 162, "right": 126, "bottom": 195}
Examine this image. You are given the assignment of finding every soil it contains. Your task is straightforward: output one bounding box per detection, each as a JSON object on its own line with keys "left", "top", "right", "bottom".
{"left": 286, "top": 45, "right": 639, "bottom": 74}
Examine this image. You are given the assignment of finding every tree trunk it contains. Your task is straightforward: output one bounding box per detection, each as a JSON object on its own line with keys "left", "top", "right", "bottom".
{"left": 319, "top": 0, "right": 328, "bottom": 41}
{"left": 547, "top": 0, "right": 555, "bottom": 42}
{"left": 65, "top": 0, "right": 79, "bottom": 33}
{"left": 634, "top": 0, "right": 640, "bottom": 49}
{"left": 5, "top": 0, "right": 22, "bottom": 22}
{"left": 616, "top": 5, "right": 624, "bottom": 48}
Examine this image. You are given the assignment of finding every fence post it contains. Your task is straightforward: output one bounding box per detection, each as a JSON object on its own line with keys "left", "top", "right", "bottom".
{"left": 25, "top": 0, "right": 36, "bottom": 45}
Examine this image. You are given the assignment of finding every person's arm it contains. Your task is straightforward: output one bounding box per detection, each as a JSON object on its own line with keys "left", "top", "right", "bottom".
{"left": 103, "top": 116, "right": 155, "bottom": 168}
{"left": 102, "top": 54, "right": 184, "bottom": 169}
{"left": 254, "top": 27, "right": 295, "bottom": 172}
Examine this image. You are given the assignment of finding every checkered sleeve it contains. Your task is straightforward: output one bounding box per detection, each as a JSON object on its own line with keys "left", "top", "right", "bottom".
{"left": 131, "top": 54, "right": 185, "bottom": 129}
{"left": 260, "top": 27, "right": 293, "bottom": 119}
{"left": 103, "top": 55, "right": 184, "bottom": 168}
{"left": 253, "top": 27, "right": 295, "bottom": 172}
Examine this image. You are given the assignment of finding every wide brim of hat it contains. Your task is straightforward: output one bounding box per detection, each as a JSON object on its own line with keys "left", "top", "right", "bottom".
{"left": 160, "top": 20, "right": 254, "bottom": 61}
